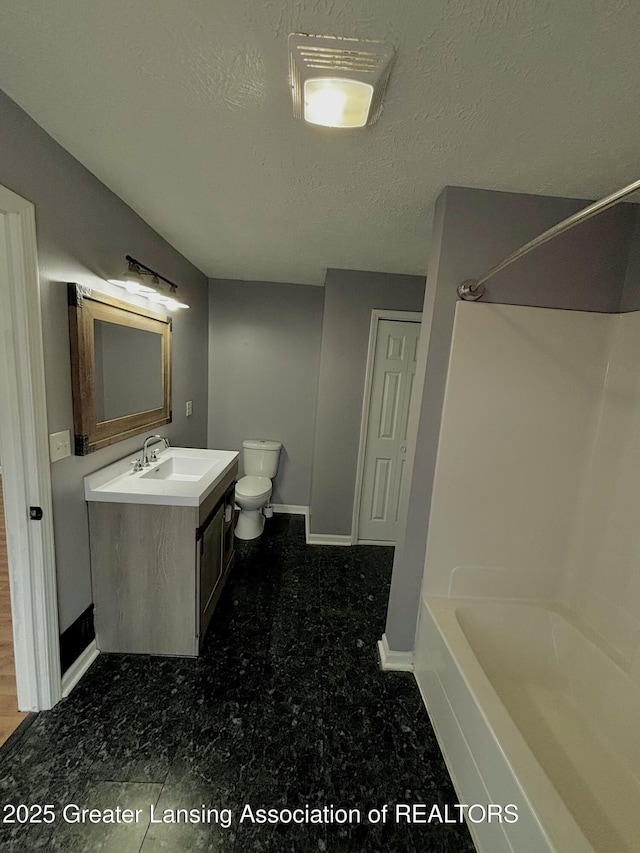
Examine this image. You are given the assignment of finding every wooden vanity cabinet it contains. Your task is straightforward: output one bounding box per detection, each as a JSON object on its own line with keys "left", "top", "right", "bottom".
{"left": 88, "top": 462, "right": 237, "bottom": 656}
{"left": 198, "top": 480, "right": 236, "bottom": 642}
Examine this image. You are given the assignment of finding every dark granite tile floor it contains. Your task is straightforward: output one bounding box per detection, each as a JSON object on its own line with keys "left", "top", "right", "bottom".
{"left": 0, "top": 514, "right": 476, "bottom": 852}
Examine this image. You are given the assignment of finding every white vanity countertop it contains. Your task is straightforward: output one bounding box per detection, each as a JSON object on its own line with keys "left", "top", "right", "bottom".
{"left": 84, "top": 447, "right": 239, "bottom": 507}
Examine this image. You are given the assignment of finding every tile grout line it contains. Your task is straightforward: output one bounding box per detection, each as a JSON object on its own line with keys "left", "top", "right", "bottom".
{"left": 136, "top": 782, "right": 166, "bottom": 853}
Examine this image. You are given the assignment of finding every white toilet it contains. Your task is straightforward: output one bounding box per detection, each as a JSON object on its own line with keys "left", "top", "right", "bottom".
{"left": 234, "top": 439, "right": 282, "bottom": 540}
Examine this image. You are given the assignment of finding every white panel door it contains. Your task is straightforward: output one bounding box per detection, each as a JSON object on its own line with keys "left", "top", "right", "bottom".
{"left": 358, "top": 319, "right": 421, "bottom": 542}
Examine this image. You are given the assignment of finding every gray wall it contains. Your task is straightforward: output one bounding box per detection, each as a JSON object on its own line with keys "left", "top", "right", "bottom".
{"left": 0, "top": 90, "right": 209, "bottom": 633}
{"left": 208, "top": 279, "right": 323, "bottom": 506}
{"left": 310, "top": 269, "right": 426, "bottom": 536}
{"left": 621, "top": 209, "right": 640, "bottom": 311}
{"left": 386, "top": 185, "right": 637, "bottom": 652}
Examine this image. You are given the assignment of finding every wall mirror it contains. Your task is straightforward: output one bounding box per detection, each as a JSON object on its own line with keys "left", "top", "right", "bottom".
{"left": 68, "top": 284, "right": 172, "bottom": 455}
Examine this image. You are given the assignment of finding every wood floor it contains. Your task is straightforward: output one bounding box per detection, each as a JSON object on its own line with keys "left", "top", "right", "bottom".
{"left": 0, "top": 475, "right": 27, "bottom": 746}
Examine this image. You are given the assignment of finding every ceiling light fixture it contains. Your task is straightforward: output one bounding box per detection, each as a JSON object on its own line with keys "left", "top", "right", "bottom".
{"left": 289, "top": 34, "right": 395, "bottom": 128}
{"left": 108, "top": 256, "right": 189, "bottom": 309}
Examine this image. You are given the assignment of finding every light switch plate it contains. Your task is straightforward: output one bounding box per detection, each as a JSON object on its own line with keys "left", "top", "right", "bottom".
{"left": 186, "top": 400, "right": 193, "bottom": 417}
{"left": 49, "top": 430, "right": 71, "bottom": 462}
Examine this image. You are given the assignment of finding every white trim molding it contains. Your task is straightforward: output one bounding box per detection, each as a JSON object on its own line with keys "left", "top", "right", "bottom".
{"left": 272, "top": 504, "right": 308, "bottom": 515}
{"left": 305, "top": 532, "right": 352, "bottom": 546}
{"left": 377, "top": 633, "right": 414, "bottom": 671}
{"left": 271, "top": 504, "right": 353, "bottom": 546}
{"left": 0, "top": 185, "right": 61, "bottom": 711}
{"left": 351, "top": 309, "right": 422, "bottom": 545}
{"left": 61, "top": 642, "right": 99, "bottom": 698}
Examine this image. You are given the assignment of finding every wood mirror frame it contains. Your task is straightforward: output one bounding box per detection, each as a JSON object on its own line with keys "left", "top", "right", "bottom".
{"left": 68, "top": 283, "right": 172, "bottom": 455}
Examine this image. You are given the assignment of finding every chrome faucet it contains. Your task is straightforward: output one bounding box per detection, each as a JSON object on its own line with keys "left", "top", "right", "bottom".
{"left": 141, "top": 434, "right": 170, "bottom": 467}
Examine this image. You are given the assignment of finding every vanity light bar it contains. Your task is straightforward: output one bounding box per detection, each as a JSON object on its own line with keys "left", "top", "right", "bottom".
{"left": 107, "top": 255, "right": 190, "bottom": 310}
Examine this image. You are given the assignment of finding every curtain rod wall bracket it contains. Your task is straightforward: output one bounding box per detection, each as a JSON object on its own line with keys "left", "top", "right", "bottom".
{"left": 458, "top": 280, "right": 485, "bottom": 301}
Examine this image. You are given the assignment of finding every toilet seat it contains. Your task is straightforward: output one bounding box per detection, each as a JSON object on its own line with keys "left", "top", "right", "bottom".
{"left": 235, "top": 475, "right": 271, "bottom": 500}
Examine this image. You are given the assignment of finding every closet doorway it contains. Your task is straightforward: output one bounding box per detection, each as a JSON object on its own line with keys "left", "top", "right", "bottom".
{"left": 352, "top": 311, "right": 422, "bottom": 545}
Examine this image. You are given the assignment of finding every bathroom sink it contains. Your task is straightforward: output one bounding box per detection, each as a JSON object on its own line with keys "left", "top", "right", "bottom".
{"left": 140, "top": 455, "right": 216, "bottom": 482}
{"left": 84, "top": 447, "right": 239, "bottom": 507}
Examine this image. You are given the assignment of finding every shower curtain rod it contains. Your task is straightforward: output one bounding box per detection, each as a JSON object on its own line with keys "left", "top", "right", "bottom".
{"left": 457, "top": 176, "right": 640, "bottom": 301}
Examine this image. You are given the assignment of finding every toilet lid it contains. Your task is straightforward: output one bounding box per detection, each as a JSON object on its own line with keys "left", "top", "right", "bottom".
{"left": 235, "top": 475, "right": 271, "bottom": 497}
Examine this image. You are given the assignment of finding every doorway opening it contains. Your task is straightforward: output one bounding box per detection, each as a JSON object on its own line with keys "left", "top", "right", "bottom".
{"left": 0, "top": 469, "right": 27, "bottom": 743}
{"left": 0, "top": 184, "right": 61, "bottom": 714}
{"left": 352, "top": 310, "right": 422, "bottom": 545}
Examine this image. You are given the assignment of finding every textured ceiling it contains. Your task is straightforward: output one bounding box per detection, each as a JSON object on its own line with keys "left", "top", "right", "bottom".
{"left": 1, "top": 1, "right": 640, "bottom": 285}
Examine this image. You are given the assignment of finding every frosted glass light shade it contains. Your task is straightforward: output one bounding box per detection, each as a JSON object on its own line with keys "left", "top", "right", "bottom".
{"left": 303, "top": 78, "right": 374, "bottom": 128}
{"left": 107, "top": 278, "right": 155, "bottom": 295}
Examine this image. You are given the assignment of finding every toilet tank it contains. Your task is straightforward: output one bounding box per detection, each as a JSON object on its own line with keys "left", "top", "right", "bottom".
{"left": 242, "top": 440, "right": 282, "bottom": 478}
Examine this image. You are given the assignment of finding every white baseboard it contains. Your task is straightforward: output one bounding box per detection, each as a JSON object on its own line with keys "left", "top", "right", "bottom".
{"left": 306, "top": 532, "right": 352, "bottom": 546}
{"left": 271, "top": 505, "right": 352, "bottom": 547}
{"left": 303, "top": 505, "right": 351, "bottom": 545}
{"left": 61, "top": 640, "right": 99, "bottom": 698}
{"left": 377, "top": 633, "right": 414, "bottom": 671}
{"left": 272, "top": 504, "right": 308, "bottom": 515}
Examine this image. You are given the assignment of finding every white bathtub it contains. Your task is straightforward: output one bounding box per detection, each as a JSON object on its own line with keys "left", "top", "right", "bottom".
{"left": 414, "top": 597, "right": 640, "bottom": 853}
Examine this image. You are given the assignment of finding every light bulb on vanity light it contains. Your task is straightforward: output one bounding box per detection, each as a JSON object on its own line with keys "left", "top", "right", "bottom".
{"left": 149, "top": 290, "right": 189, "bottom": 310}
{"left": 107, "top": 278, "right": 154, "bottom": 296}
{"left": 109, "top": 256, "right": 190, "bottom": 309}
{"left": 129, "top": 282, "right": 155, "bottom": 295}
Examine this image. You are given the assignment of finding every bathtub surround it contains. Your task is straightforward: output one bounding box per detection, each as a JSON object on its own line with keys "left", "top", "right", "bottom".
{"left": 385, "top": 185, "right": 638, "bottom": 654}
{"left": 420, "top": 301, "right": 640, "bottom": 622}
{"left": 422, "top": 303, "right": 610, "bottom": 601}
{"left": 0, "top": 90, "right": 209, "bottom": 641}
{"left": 415, "top": 301, "right": 640, "bottom": 852}
{"left": 561, "top": 310, "right": 640, "bottom": 671}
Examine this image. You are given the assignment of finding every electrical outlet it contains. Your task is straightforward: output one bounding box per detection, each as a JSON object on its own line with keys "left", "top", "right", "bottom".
{"left": 49, "top": 430, "right": 71, "bottom": 462}
{"left": 186, "top": 400, "right": 193, "bottom": 417}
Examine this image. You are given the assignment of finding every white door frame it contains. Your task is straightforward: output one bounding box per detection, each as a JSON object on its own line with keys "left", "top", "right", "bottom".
{"left": 351, "top": 309, "right": 422, "bottom": 545}
{"left": 0, "top": 184, "right": 61, "bottom": 711}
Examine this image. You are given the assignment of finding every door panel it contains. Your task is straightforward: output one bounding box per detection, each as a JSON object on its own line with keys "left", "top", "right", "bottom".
{"left": 371, "top": 457, "right": 393, "bottom": 520}
{"left": 386, "top": 332, "right": 405, "bottom": 360}
{"left": 358, "top": 319, "right": 421, "bottom": 542}
{"left": 378, "top": 371, "right": 402, "bottom": 439}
